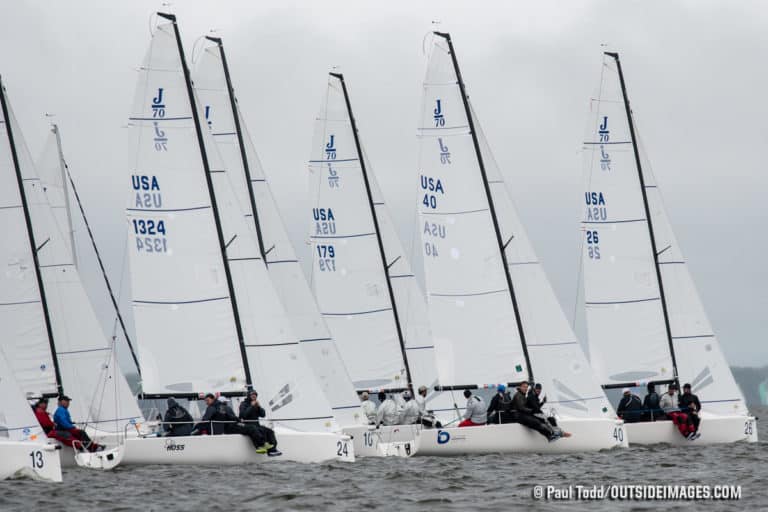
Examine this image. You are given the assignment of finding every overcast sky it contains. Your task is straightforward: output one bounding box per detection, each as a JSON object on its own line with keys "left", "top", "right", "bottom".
{"left": 1, "top": 1, "right": 766, "bottom": 371}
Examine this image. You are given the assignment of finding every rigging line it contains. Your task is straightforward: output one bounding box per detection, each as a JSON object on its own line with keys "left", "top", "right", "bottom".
{"left": 59, "top": 137, "right": 142, "bottom": 377}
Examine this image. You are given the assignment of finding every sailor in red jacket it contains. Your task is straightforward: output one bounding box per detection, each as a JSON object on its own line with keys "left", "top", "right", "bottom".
{"left": 33, "top": 398, "right": 56, "bottom": 434}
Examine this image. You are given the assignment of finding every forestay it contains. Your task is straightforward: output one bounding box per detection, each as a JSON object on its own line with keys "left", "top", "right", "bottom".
{"left": 307, "top": 75, "right": 409, "bottom": 391}
{"left": 126, "top": 20, "right": 246, "bottom": 395}
{"left": 581, "top": 53, "right": 747, "bottom": 415}
{"left": 193, "top": 41, "right": 359, "bottom": 427}
{"left": 417, "top": 35, "right": 529, "bottom": 387}
{"left": 3, "top": 90, "right": 141, "bottom": 432}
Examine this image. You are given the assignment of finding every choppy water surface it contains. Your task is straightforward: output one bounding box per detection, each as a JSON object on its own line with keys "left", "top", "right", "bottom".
{"left": 1, "top": 407, "right": 766, "bottom": 511}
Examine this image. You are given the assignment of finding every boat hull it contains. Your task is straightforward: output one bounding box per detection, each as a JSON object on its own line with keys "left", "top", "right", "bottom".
{"left": 0, "top": 441, "right": 62, "bottom": 482}
{"left": 410, "top": 418, "right": 627, "bottom": 456}
{"left": 341, "top": 424, "right": 421, "bottom": 457}
{"left": 120, "top": 430, "right": 354, "bottom": 465}
{"left": 625, "top": 415, "right": 757, "bottom": 445}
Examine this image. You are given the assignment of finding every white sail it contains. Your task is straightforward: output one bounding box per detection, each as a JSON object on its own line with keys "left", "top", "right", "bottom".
{"left": 193, "top": 42, "right": 359, "bottom": 427}
{"left": 126, "top": 19, "right": 247, "bottom": 395}
{"left": 472, "top": 107, "right": 611, "bottom": 417}
{"left": 35, "top": 125, "right": 76, "bottom": 264}
{"left": 417, "top": 36, "right": 529, "bottom": 387}
{"left": 361, "top": 148, "right": 458, "bottom": 417}
{"left": 0, "top": 349, "right": 47, "bottom": 442}
{"left": 0, "top": 84, "right": 59, "bottom": 399}
{"left": 643, "top": 157, "right": 748, "bottom": 415}
{"left": 308, "top": 75, "right": 410, "bottom": 391}
{"left": 1, "top": 89, "right": 142, "bottom": 432}
{"left": 580, "top": 54, "right": 747, "bottom": 416}
{"left": 580, "top": 56, "right": 674, "bottom": 386}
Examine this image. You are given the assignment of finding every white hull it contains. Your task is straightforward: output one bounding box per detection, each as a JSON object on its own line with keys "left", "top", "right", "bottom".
{"left": 341, "top": 424, "right": 422, "bottom": 457}
{"left": 0, "top": 441, "right": 62, "bottom": 482}
{"left": 626, "top": 415, "right": 757, "bottom": 445}
{"left": 409, "top": 418, "right": 627, "bottom": 456}
{"left": 119, "top": 430, "right": 354, "bottom": 465}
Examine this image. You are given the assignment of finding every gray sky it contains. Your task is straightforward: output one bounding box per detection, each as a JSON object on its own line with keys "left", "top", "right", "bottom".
{"left": 1, "top": 0, "right": 766, "bottom": 371}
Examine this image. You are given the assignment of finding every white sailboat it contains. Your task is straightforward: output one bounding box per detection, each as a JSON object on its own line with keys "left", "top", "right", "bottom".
{"left": 192, "top": 38, "right": 362, "bottom": 432}
{"left": 580, "top": 52, "right": 757, "bottom": 445}
{"left": 119, "top": 13, "right": 352, "bottom": 465}
{"left": 307, "top": 72, "right": 459, "bottom": 455}
{"left": 0, "top": 75, "right": 143, "bottom": 468}
{"left": 409, "top": 32, "right": 624, "bottom": 456}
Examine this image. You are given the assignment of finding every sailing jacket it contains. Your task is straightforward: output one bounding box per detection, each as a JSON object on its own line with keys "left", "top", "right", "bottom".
{"left": 463, "top": 395, "right": 487, "bottom": 424}
{"left": 617, "top": 394, "right": 644, "bottom": 420}
{"left": 511, "top": 390, "right": 533, "bottom": 415}
{"left": 678, "top": 393, "right": 701, "bottom": 414}
{"left": 659, "top": 393, "right": 679, "bottom": 413}
{"left": 487, "top": 392, "right": 512, "bottom": 420}
{"left": 360, "top": 400, "right": 377, "bottom": 424}
{"left": 239, "top": 401, "right": 266, "bottom": 424}
{"left": 34, "top": 409, "right": 55, "bottom": 434}
{"left": 376, "top": 398, "right": 400, "bottom": 426}
{"left": 53, "top": 406, "right": 75, "bottom": 430}
{"left": 399, "top": 399, "right": 421, "bottom": 425}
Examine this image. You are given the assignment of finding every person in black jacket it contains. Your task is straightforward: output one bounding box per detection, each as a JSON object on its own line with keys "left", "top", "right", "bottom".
{"left": 616, "top": 388, "right": 643, "bottom": 423}
{"left": 163, "top": 398, "right": 194, "bottom": 437}
{"left": 511, "top": 382, "right": 559, "bottom": 441}
{"left": 679, "top": 383, "right": 702, "bottom": 439}
{"left": 642, "top": 383, "right": 662, "bottom": 421}
{"left": 239, "top": 390, "right": 280, "bottom": 456}
{"left": 486, "top": 384, "right": 513, "bottom": 424}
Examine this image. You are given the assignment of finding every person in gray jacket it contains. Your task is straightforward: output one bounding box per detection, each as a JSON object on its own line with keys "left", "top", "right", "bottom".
{"left": 458, "top": 389, "right": 487, "bottom": 427}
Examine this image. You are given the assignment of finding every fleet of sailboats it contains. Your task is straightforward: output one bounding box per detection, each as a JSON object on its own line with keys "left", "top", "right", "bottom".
{"left": 0, "top": 12, "right": 759, "bottom": 480}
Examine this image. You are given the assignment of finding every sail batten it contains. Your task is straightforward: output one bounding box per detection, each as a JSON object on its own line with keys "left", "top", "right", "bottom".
{"left": 193, "top": 37, "right": 351, "bottom": 428}
{"left": 581, "top": 53, "right": 747, "bottom": 415}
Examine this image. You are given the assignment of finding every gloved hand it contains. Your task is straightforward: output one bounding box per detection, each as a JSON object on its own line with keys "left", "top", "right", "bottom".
{"left": 190, "top": 429, "right": 200, "bottom": 436}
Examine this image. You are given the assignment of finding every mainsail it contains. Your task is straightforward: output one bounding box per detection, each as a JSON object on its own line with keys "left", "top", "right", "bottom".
{"left": 417, "top": 33, "right": 611, "bottom": 417}
{"left": 1, "top": 78, "right": 142, "bottom": 431}
{"left": 307, "top": 73, "right": 409, "bottom": 392}
{"left": 129, "top": 15, "right": 338, "bottom": 431}
{"left": 193, "top": 38, "right": 359, "bottom": 426}
{"left": 581, "top": 52, "right": 748, "bottom": 416}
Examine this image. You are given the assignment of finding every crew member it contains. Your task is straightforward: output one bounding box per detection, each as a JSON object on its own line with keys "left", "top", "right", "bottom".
{"left": 163, "top": 398, "right": 194, "bottom": 437}
{"left": 458, "top": 389, "right": 486, "bottom": 427}
{"left": 375, "top": 392, "right": 400, "bottom": 426}
{"left": 616, "top": 388, "right": 643, "bottom": 423}
{"left": 679, "top": 383, "right": 702, "bottom": 440}
{"left": 53, "top": 395, "right": 104, "bottom": 452}
{"left": 359, "top": 392, "right": 377, "bottom": 425}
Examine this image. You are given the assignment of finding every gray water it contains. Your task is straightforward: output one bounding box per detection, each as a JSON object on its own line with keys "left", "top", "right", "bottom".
{"left": 2, "top": 407, "right": 766, "bottom": 511}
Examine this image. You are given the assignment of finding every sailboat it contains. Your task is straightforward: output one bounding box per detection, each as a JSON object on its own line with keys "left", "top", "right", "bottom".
{"left": 409, "top": 32, "right": 624, "bottom": 455}
{"left": 0, "top": 75, "right": 144, "bottom": 467}
{"left": 308, "top": 72, "right": 459, "bottom": 455}
{"left": 192, "top": 38, "right": 362, "bottom": 433}
{"left": 118, "top": 13, "right": 353, "bottom": 465}
{"left": 580, "top": 52, "right": 757, "bottom": 445}
{"left": 0, "top": 351, "right": 62, "bottom": 482}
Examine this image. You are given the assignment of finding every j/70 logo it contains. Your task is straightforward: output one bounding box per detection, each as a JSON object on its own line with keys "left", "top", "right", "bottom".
{"left": 437, "top": 430, "right": 450, "bottom": 444}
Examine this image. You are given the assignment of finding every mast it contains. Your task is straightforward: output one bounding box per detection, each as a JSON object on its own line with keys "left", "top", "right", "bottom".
{"left": 53, "top": 124, "right": 142, "bottom": 376}
{"left": 0, "top": 77, "right": 64, "bottom": 397}
{"left": 434, "top": 32, "right": 534, "bottom": 382}
{"left": 206, "top": 36, "right": 268, "bottom": 262}
{"left": 605, "top": 51, "right": 679, "bottom": 386}
{"left": 51, "top": 125, "right": 78, "bottom": 269}
{"left": 160, "top": 12, "right": 253, "bottom": 390}
{"left": 330, "top": 72, "right": 414, "bottom": 395}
